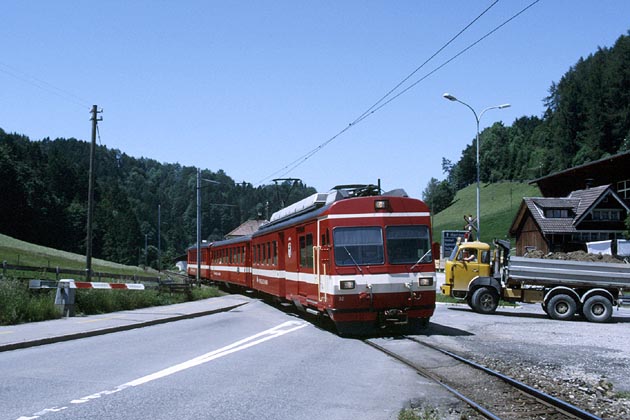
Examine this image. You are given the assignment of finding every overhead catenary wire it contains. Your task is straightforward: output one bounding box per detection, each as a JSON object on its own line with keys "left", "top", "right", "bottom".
{"left": 0, "top": 61, "right": 92, "bottom": 110}
{"left": 257, "top": 0, "right": 542, "bottom": 185}
{"left": 350, "top": 0, "right": 500, "bottom": 128}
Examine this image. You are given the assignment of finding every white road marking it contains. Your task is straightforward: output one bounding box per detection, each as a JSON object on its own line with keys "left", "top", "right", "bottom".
{"left": 16, "top": 320, "right": 308, "bottom": 420}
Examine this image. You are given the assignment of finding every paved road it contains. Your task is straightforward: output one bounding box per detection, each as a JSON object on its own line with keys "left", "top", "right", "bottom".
{"left": 0, "top": 295, "right": 250, "bottom": 352}
{"left": 2, "top": 297, "right": 465, "bottom": 420}
{"left": 3, "top": 285, "right": 629, "bottom": 419}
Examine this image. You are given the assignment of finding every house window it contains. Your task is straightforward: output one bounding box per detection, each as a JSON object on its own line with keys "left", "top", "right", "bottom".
{"left": 592, "top": 209, "right": 621, "bottom": 221}
{"left": 544, "top": 208, "right": 570, "bottom": 218}
{"left": 618, "top": 180, "right": 630, "bottom": 199}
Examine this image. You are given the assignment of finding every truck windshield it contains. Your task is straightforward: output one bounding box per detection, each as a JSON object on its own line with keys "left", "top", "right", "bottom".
{"left": 333, "top": 226, "right": 384, "bottom": 266}
{"left": 386, "top": 225, "right": 432, "bottom": 264}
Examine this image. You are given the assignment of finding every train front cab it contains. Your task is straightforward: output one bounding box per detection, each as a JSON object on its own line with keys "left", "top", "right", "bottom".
{"left": 316, "top": 196, "right": 436, "bottom": 335}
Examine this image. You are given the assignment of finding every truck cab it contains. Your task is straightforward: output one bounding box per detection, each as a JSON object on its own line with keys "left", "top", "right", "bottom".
{"left": 441, "top": 241, "right": 492, "bottom": 300}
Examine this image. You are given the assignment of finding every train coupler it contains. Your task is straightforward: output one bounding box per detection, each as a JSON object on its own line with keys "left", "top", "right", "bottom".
{"left": 378, "top": 309, "right": 409, "bottom": 327}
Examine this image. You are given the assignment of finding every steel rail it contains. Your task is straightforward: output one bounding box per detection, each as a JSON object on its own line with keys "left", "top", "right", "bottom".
{"left": 364, "top": 339, "right": 502, "bottom": 420}
{"left": 405, "top": 337, "right": 602, "bottom": 420}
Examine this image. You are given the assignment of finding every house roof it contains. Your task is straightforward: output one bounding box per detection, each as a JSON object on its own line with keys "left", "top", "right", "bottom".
{"left": 520, "top": 198, "right": 576, "bottom": 233}
{"left": 225, "top": 219, "right": 268, "bottom": 238}
{"left": 530, "top": 150, "right": 630, "bottom": 197}
{"left": 510, "top": 184, "right": 628, "bottom": 235}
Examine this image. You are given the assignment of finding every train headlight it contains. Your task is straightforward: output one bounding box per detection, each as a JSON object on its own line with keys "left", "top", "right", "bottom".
{"left": 340, "top": 280, "right": 356, "bottom": 290}
{"left": 374, "top": 199, "right": 389, "bottom": 210}
{"left": 418, "top": 277, "right": 433, "bottom": 287}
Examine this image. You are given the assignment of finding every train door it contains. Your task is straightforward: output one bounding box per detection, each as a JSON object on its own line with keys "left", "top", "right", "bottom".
{"left": 277, "top": 232, "right": 286, "bottom": 298}
{"left": 317, "top": 224, "right": 331, "bottom": 303}
{"left": 298, "top": 231, "right": 314, "bottom": 297}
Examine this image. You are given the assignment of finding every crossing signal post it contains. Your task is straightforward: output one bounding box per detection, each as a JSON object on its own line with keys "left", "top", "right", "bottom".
{"left": 463, "top": 214, "right": 478, "bottom": 241}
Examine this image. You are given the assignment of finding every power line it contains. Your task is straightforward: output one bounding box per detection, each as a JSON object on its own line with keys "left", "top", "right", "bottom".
{"left": 360, "top": 0, "right": 542, "bottom": 121}
{"left": 350, "top": 0, "right": 500, "bottom": 127}
{"left": 0, "top": 61, "right": 92, "bottom": 110}
{"left": 258, "top": 0, "right": 542, "bottom": 185}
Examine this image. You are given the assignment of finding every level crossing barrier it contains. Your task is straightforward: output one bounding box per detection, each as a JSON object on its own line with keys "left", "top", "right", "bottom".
{"left": 51, "top": 279, "right": 145, "bottom": 317}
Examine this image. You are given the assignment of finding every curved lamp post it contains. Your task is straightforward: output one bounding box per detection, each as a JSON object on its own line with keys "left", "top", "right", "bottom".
{"left": 443, "top": 93, "right": 510, "bottom": 241}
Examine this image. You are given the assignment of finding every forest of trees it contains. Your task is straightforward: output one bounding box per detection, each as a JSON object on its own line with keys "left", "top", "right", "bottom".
{"left": 423, "top": 31, "right": 630, "bottom": 213}
{"left": 0, "top": 133, "right": 315, "bottom": 268}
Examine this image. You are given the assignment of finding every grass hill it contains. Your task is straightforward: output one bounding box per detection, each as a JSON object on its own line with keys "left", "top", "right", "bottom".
{"left": 431, "top": 181, "right": 541, "bottom": 245}
{"left": 0, "top": 233, "right": 157, "bottom": 278}
{"left": 0, "top": 233, "right": 219, "bottom": 326}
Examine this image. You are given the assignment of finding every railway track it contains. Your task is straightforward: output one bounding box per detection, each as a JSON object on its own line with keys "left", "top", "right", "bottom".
{"left": 364, "top": 337, "right": 602, "bottom": 420}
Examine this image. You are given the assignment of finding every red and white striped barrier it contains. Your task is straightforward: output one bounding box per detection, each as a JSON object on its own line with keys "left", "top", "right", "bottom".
{"left": 58, "top": 279, "right": 145, "bottom": 290}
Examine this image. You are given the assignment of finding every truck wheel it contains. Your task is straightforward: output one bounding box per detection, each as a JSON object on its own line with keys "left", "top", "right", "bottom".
{"left": 546, "top": 294, "right": 577, "bottom": 320}
{"left": 582, "top": 295, "right": 613, "bottom": 323}
{"left": 466, "top": 296, "right": 474, "bottom": 310}
{"left": 471, "top": 287, "right": 499, "bottom": 314}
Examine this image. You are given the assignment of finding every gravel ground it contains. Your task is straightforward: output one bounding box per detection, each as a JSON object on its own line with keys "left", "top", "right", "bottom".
{"left": 424, "top": 274, "right": 630, "bottom": 419}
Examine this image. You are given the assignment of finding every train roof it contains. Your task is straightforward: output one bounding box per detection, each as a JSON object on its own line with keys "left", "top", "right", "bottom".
{"left": 254, "top": 186, "right": 412, "bottom": 237}
{"left": 186, "top": 241, "right": 213, "bottom": 252}
{"left": 210, "top": 234, "right": 253, "bottom": 248}
{"left": 192, "top": 185, "right": 415, "bottom": 246}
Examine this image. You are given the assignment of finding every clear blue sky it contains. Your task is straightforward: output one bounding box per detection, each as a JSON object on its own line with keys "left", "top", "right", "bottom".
{"left": 2, "top": 1, "right": 629, "bottom": 198}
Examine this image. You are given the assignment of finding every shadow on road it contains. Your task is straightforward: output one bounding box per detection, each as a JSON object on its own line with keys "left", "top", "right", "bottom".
{"left": 422, "top": 322, "right": 474, "bottom": 337}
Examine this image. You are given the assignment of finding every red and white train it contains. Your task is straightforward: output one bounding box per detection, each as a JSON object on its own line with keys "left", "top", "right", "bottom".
{"left": 187, "top": 185, "right": 436, "bottom": 335}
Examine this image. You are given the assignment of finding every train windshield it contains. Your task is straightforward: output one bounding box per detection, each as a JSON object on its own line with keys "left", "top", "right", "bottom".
{"left": 333, "top": 226, "right": 384, "bottom": 266}
{"left": 386, "top": 225, "right": 432, "bottom": 264}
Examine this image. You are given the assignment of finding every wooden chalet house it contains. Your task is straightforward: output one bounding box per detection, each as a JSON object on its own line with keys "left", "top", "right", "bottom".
{"left": 509, "top": 184, "right": 629, "bottom": 255}
{"left": 531, "top": 150, "right": 630, "bottom": 205}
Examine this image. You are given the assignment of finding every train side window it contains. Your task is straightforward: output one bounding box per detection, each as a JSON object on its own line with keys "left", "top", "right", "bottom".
{"left": 266, "top": 242, "right": 271, "bottom": 265}
{"left": 260, "top": 243, "right": 265, "bottom": 265}
{"left": 273, "top": 241, "right": 278, "bottom": 265}
{"left": 300, "top": 234, "right": 314, "bottom": 269}
{"left": 321, "top": 229, "right": 330, "bottom": 246}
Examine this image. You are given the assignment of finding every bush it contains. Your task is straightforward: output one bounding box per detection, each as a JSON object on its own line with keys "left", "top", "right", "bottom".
{"left": 75, "top": 289, "right": 174, "bottom": 315}
{"left": 0, "top": 278, "right": 220, "bottom": 325}
{"left": 0, "top": 279, "right": 60, "bottom": 325}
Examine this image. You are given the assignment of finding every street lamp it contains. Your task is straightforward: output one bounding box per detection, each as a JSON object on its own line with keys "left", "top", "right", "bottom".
{"left": 443, "top": 93, "right": 510, "bottom": 241}
{"left": 196, "top": 168, "right": 220, "bottom": 284}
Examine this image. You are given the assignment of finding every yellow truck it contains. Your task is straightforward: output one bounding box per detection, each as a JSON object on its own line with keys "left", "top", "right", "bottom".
{"left": 441, "top": 239, "right": 630, "bottom": 322}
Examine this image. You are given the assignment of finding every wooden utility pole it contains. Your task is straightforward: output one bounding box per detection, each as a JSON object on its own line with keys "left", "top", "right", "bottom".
{"left": 86, "top": 105, "right": 102, "bottom": 281}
